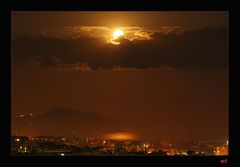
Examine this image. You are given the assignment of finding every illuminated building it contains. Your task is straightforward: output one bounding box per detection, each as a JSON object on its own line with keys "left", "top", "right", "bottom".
{"left": 215, "top": 145, "right": 228, "bottom": 155}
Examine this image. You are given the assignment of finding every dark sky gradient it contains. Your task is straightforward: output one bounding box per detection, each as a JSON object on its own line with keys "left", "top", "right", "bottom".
{"left": 11, "top": 12, "right": 228, "bottom": 142}
{"left": 11, "top": 11, "right": 228, "bottom": 32}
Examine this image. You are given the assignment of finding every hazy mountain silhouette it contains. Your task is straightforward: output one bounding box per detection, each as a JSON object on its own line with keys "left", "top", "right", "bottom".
{"left": 12, "top": 107, "right": 123, "bottom": 137}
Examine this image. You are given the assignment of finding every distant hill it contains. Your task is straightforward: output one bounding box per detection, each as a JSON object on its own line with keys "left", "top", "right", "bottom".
{"left": 11, "top": 107, "right": 123, "bottom": 138}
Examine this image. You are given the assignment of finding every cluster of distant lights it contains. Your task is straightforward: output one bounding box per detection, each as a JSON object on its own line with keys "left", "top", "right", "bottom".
{"left": 17, "top": 113, "right": 35, "bottom": 118}
{"left": 13, "top": 137, "right": 229, "bottom": 156}
{"left": 19, "top": 146, "right": 27, "bottom": 152}
{"left": 16, "top": 112, "right": 229, "bottom": 149}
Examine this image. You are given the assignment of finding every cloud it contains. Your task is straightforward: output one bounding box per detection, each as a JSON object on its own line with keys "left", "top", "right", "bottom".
{"left": 39, "top": 26, "right": 181, "bottom": 41}
{"left": 12, "top": 26, "right": 228, "bottom": 71}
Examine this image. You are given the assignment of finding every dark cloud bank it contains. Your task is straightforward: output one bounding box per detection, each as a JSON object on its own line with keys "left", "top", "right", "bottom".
{"left": 12, "top": 26, "right": 228, "bottom": 70}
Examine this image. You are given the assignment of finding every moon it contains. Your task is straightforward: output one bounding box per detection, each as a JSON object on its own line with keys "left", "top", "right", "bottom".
{"left": 113, "top": 29, "right": 124, "bottom": 40}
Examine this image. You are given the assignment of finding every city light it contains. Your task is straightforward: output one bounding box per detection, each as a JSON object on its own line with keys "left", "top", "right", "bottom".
{"left": 11, "top": 135, "right": 229, "bottom": 156}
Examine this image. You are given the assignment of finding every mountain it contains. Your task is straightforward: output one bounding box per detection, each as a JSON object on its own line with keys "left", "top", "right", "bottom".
{"left": 11, "top": 107, "right": 123, "bottom": 138}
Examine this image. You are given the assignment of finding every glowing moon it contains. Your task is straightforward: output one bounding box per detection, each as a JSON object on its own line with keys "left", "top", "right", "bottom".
{"left": 113, "top": 29, "right": 124, "bottom": 40}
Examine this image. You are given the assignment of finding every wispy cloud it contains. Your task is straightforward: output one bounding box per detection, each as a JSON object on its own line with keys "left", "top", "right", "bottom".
{"left": 40, "top": 26, "right": 182, "bottom": 41}
{"left": 12, "top": 26, "right": 228, "bottom": 72}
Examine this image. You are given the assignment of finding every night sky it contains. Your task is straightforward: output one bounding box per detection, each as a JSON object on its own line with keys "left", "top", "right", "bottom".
{"left": 11, "top": 11, "right": 228, "bottom": 141}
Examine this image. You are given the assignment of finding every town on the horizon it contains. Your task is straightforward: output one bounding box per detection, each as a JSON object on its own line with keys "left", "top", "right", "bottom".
{"left": 11, "top": 135, "right": 228, "bottom": 156}
{"left": 11, "top": 111, "right": 229, "bottom": 156}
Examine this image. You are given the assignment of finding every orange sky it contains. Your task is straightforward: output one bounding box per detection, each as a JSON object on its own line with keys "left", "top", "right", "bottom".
{"left": 11, "top": 12, "right": 228, "bottom": 141}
